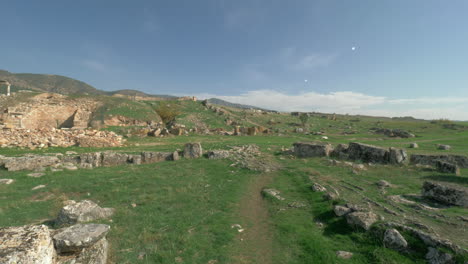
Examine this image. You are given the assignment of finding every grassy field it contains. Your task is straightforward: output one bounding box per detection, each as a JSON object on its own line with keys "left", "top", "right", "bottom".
{"left": 1, "top": 101, "right": 468, "bottom": 263}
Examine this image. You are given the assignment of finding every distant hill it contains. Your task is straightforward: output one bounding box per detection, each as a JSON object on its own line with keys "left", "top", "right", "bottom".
{"left": 0, "top": 70, "right": 103, "bottom": 95}
{"left": 106, "top": 89, "right": 177, "bottom": 99}
{"left": 207, "top": 98, "right": 272, "bottom": 111}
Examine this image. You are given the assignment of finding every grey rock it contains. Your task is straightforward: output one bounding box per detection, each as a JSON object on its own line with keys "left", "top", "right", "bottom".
{"left": 437, "top": 144, "right": 451, "bottom": 150}
{"left": 345, "top": 211, "right": 379, "bottom": 230}
{"left": 334, "top": 205, "right": 352, "bottom": 216}
{"left": 422, "top": 181, "right": 467, "bottom": 207}
{"left": 436, "top": 161, "right": 460, "bottom": 175}
{"left": 262, "top": 188, "right": 285, "bottom": 200}
{"left": 347, "top": 142, "right": 389, "bottom": 163}
{"left": 410, "top": 154, "right": 468, "bottom": 168}
{"left": 78, "top": 152, "right": 103, "bottom": 168}
{"left": 288, "top": 201, "right": 307, "bottom": 208}
{"left": 323, "top": 191, "right": 339, "bottom": 201}
{"left": 53, "top": 224, "right": 110, "bottom": 253}
{"left": 292, "top": 142, "right": 333, "bottom": 158}
{"left": 207, "top": 150, "right": 230, "bottom": 159}
{"left": 336, "top": 251, "right": 353, "bottom": 259}
{"left": 184, "top": 143, "right": 203, "bottom": 159}
{"left": 56, "top": 200, "right": 115, "bottom": 226}
{"left": 101, "top": 152, "right": 131, "bottom": 167}
{"left": 331, "top": 143, "right": 349, "bottom": 159}
{"left": 311, "top": 183, "right": 327, "bottom": 192}
{"left": 377, "top": 180, "right": 391, "bottom": 188}
{"left": 0, "top": 225, "right": 55, "bottom": 264}
{"left": 140, "top": 151, "right": 175, "bottom": 163}
{"left": 32, "top": 185, "right": 47, "bottom": 190}
{"left": 388, "top": 147, "right": 408, "bottom": 164}
{"left": 409, "top": 143, "right": 419, "bottom": 148}
{"left": 0, "top": 178, "right": 14, "bottom": 185}
{"left": 383, "top": 228, "right": 408, "bottom": 250}
{"left": 374, "top": 128, "right": 415, "bottom": 138}
{"left": 426, "top": 247, "right": 454, "bottom": 264}
{"left": 28, "top": 172, "right": 46, "bottom": 178}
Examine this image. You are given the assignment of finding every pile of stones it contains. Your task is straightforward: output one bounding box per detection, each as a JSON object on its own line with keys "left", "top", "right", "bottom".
{"left": 0, "top": 200, "right": 114, "bottom": 264}
{"left": 0, "top": 128, "right": 123, "bottom": 149}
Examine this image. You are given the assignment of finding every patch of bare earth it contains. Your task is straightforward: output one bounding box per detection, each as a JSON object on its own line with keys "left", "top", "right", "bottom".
{"left": 229, "top": 173, "right": 275, "bottom": 264}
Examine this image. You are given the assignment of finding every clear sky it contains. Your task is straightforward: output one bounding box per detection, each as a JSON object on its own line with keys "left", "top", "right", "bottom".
{"left": 2, "top": 0, "right": 468, "bottom": 120}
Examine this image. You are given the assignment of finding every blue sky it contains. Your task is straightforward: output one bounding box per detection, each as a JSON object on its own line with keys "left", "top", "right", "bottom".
{"left": 2, "top": 0, "right": 468, "bottom": 120}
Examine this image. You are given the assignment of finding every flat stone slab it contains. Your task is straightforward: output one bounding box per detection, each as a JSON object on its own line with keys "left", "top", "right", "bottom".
{"left": 53, "top": 224, "right": 110, "bottom": 253}
{"left": 0, "top": 179, "right": 14, "bottom": 185}
{"left": 55, "top": 200, "right": 115, "bottom": 226}
{"left": 422, "top": 181, "right": 468, "bottom": 207}
{"left": 27, "top": 172, "right": 46, "bottom": 178}
{"left": 346, "top": 211, "right": 378, "bottom": 230}
{"left": 0, "top": 225, "right": 55, "bottom": 264}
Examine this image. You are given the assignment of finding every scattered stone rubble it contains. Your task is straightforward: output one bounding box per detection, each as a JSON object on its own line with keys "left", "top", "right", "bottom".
{"left": 0, "top": 128, "right": 123, "bottom": 149}
{"left": 262, "top": 188, "right": 285, "bottom": 200}
{"left": 293, "top": 142, "right": 408, "bottom": 165}
{"left": 0, "top": 200, "right": 113, "bottom": 264}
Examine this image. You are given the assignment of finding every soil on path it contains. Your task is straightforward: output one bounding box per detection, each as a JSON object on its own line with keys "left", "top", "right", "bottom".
{"left": 229, "top": 173, "right": 275, "bottom": 264}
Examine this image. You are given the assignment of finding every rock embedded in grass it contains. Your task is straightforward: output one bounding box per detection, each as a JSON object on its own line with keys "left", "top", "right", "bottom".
{"left": 409, "top": 143, "right": 419, "bottom": 148}
{"left": 27, "top": 172, "right": 46, "bottom": 178}
{"left": 55, "top": 200, "right": 115, "bottom": 226}
{"left": 425, "top": 247, "right": 454, "bottom": 264}
{"left": 334, "top": 205, "right": 352, "bottom": 216}
{"left": 336, "top": 251, "right": 353, "bottom": 259}
{"left": 437, "top": 144, "right": 451, "bottom": 150}
{"left": 377, "top": 180, "right": 391, "bottom": 188}
{"left": 207, "top": 150, "right": 230, "bottom": 159}
{"left": 0, "top": 178, "right": 14, "bottom": 185}
{"left": 422, "top": 181, "right": 468, "bottom": 207}
{"left": 383, "top": 228, "right": 408, "bottom": 250}
{"left": 262, "top": 188, "right": 285, "bottom": 200}
{"left": 184, "top": 142, "right": 203, "bottom": 159}
{"left": 292, "top": 142, "right": 333, "bottom": 158}
{"left": 311, "top": 183, "right": 327, "bottom": 192}
{"left": 345, "top": 211, "right": 379, "bottom": 230}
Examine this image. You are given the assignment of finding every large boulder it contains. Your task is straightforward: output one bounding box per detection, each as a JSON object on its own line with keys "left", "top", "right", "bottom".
{"left": 53, "top": 224, "right": 110, "bottom": 253}
{"left": 184, "top": 143, "right": 203, "bottom": 159}
{"left": 55, "top": 200, "right": 115, "bottom": 226}
{"left": 435, "top": 161, "right": 460, "bottom": 175}
{"left": 388, "top": 147, "right": 408, "bottom": 165}
{"left": 345, "top": 211, "right": 379, "bottom": 230}
{"left": 292, "top": 142, "right": 333, "bottom": 158}
{"left": 422, "top": 181, "right": 468, "bottom": 207}
{"left": 347, "top": 143, "right": 389, "bottom": 163}
{"left": 0, "top": 225, "right": 55, "bottom": 264}
{"left": 383, "top": 228, "right": 408, "bottom": 250}
{"left": 410, "top": 154, "right": 468, "bottom": 168}
{"left": 3, "top": 155, "right": 59, "bottom": 171}
{"left": 140, "top": 151, "right": 175, "bottom": 163}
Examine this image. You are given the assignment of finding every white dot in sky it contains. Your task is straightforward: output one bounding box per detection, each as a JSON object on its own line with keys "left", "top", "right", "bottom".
{"left": 351, "top": 47, "right": 356, "bottom": 51}
{"left": 304, "top": 79, "right": 308, "bottom": 83}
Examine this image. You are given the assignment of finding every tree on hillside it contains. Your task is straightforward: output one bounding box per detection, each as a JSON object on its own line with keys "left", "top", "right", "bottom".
{"left": 155, "top": 103, "right": 181, "bottom": 126}
{"left": 299, "top": 113, "right": 309, "bottom": 128}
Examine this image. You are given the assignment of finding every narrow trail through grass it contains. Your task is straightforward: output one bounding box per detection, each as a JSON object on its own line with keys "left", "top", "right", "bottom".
{"left": 229, "top": 173, "right": 275, "bottom": 264}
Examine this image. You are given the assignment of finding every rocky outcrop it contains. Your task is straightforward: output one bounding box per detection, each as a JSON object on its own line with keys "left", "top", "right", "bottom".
{"left": 55, "top": 200, "right": 115, "bottom": 226}
{"left": 53, "top": 224, "right": 110, "bottom": 253}
{"left": 347, "top": 143, "right": 389, "bottom": 163}
{"left": 373, "top": 128, "right": 415, "bottom": 138}
{"left": 184, "top": 143, "right": 203, "bottom": 159}
{"left": 388, "top": 147, "right": 408, "bottom": 164}
{"left": 334, "top": 205, "right": 352, "bottom": 216}
{"left": 70, "top": 236, "right": 108, "bottom": 264}
{"left": 311, "top": 183, "right": 327, "bottom": 192}
{"left": 345, "top": 211, "right": 379, "bottom": 230}
{"left": 435, "top": 161, "right": 460, "bottom": 175}
{"left": 437, "top": 144, "right": 451, "bottom": 150}
{"left": 410, "top": 154, "right": 468, "bottom": 168}
{"left": 0, "top": 225, "right": 55, "bottom": 264}
{"left": 422, "top": 181, "right": 468, "bottom": 207}
{"left": 383, "top": 228, "right": 408, "bottom": 250}
{"left": 292, "top": 142, "right": 333, "bottom": 158}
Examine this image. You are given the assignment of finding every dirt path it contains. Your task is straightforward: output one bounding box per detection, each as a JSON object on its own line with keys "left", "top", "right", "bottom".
{"left": 229, "top": 173, "right": 275, "bottom": 264}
